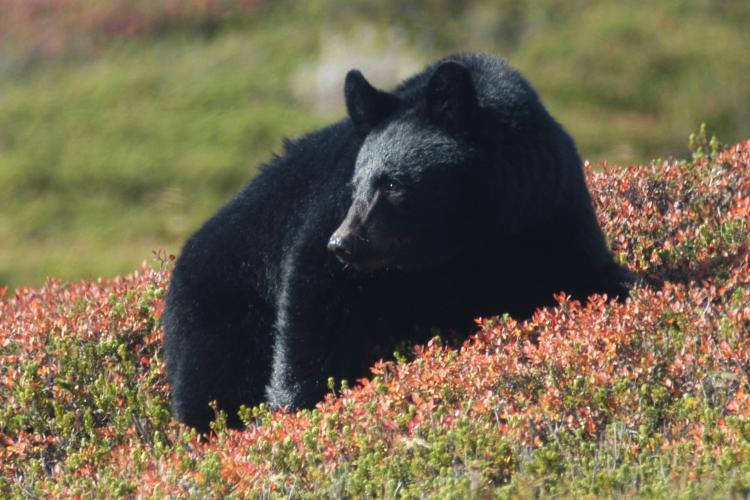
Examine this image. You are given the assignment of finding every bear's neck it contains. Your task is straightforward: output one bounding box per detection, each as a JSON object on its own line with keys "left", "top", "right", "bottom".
{"left": 483, "top": 197, "right": 613, "bottom": 271}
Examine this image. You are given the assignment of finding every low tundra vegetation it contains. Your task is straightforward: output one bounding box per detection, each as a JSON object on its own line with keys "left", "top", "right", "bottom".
{"left": 2, "top": 132, "right": 750, "bottom": 497}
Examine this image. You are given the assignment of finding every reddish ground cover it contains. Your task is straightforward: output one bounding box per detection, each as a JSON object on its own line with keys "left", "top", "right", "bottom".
{"left": 1, "top": 138, "right": 749, "bottom": 496}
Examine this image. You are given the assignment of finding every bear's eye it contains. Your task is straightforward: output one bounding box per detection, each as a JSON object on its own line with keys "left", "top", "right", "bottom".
{"left": 377, "top": 176, "right": 404, "bottom": 194}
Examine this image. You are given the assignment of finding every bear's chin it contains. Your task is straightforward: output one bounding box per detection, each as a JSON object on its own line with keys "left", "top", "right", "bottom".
{"left": 344, "top": 258, "right": 394, "bottom": 273}
{"left": 348, "top": 255, "right": 450, "bottom": 274}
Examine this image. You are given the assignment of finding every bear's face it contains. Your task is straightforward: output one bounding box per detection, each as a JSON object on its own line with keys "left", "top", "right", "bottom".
{"left": 328, "top": 61, "right": 482, "bottom": 272}
{"left": 331, "top": 119, "right": 477, "bottom": 271}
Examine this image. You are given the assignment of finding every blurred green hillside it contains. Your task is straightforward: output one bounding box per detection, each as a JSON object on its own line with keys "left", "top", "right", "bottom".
{"left": 0, "top": 0, "right": 748, "bottom": 288}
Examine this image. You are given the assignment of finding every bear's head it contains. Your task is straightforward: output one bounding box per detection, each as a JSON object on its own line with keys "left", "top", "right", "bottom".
{"left": 328, "top": 61, "right": 485, "bottom": 272}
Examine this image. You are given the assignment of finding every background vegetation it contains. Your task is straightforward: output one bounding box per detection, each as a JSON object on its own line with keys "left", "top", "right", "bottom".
{"left": 0, "top": 0, "right": 748, "bottom": 288}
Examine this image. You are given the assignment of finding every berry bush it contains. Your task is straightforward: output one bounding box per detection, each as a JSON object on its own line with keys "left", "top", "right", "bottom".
{"left": 1, "top": 135, "right": 749, "bottom": 497}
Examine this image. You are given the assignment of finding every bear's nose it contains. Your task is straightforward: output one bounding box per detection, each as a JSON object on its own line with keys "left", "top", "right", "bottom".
{"left": 327, "top": 234, "right": 356, "bottom": 264}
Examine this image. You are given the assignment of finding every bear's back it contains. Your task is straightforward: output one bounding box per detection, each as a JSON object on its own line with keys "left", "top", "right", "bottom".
{"left": 173, "top": 120, "right": 361, "bottom": 300}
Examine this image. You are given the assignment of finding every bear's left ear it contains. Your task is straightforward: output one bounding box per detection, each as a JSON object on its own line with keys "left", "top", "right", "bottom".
{"left": 426, "top": 61, "right": 479, "bottom": 132}
{"left": 345, "top": 70, "right": 400, "bottom": 137}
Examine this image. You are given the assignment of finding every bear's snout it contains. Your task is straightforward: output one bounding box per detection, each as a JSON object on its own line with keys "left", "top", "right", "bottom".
{"left": 327, "top": 232, "right": 358, "bottom": 264}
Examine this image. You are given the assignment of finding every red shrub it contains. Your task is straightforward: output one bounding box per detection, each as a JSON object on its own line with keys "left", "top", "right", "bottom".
{"left": 1, "top": 140, "right": 749, "bottom": 496}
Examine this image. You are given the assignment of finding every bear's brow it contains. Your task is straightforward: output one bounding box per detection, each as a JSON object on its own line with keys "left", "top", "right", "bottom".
{"left": 380, "top": 123, "right": 465, "bottom": 161}
{"left": 382, "top": 141, "right": 465, "bottom": 173}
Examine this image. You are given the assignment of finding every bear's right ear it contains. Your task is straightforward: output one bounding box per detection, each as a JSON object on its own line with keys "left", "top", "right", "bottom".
{"left": 345, "top": 70, "right": 400, "bottom": 137}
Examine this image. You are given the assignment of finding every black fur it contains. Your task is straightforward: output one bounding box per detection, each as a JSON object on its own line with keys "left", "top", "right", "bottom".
{"left": 163, "top": 53, "right": 633, "bottom": 432}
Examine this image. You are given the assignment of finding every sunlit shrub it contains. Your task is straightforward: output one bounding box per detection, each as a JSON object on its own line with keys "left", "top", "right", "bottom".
{"left": 1, "top": 138, "right": 749, "bottom": 496}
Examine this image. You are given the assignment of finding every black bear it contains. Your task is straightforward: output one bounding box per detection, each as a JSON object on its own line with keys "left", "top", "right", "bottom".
{"left": 163, "top": 53, "right": 632, "bottom": 432}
